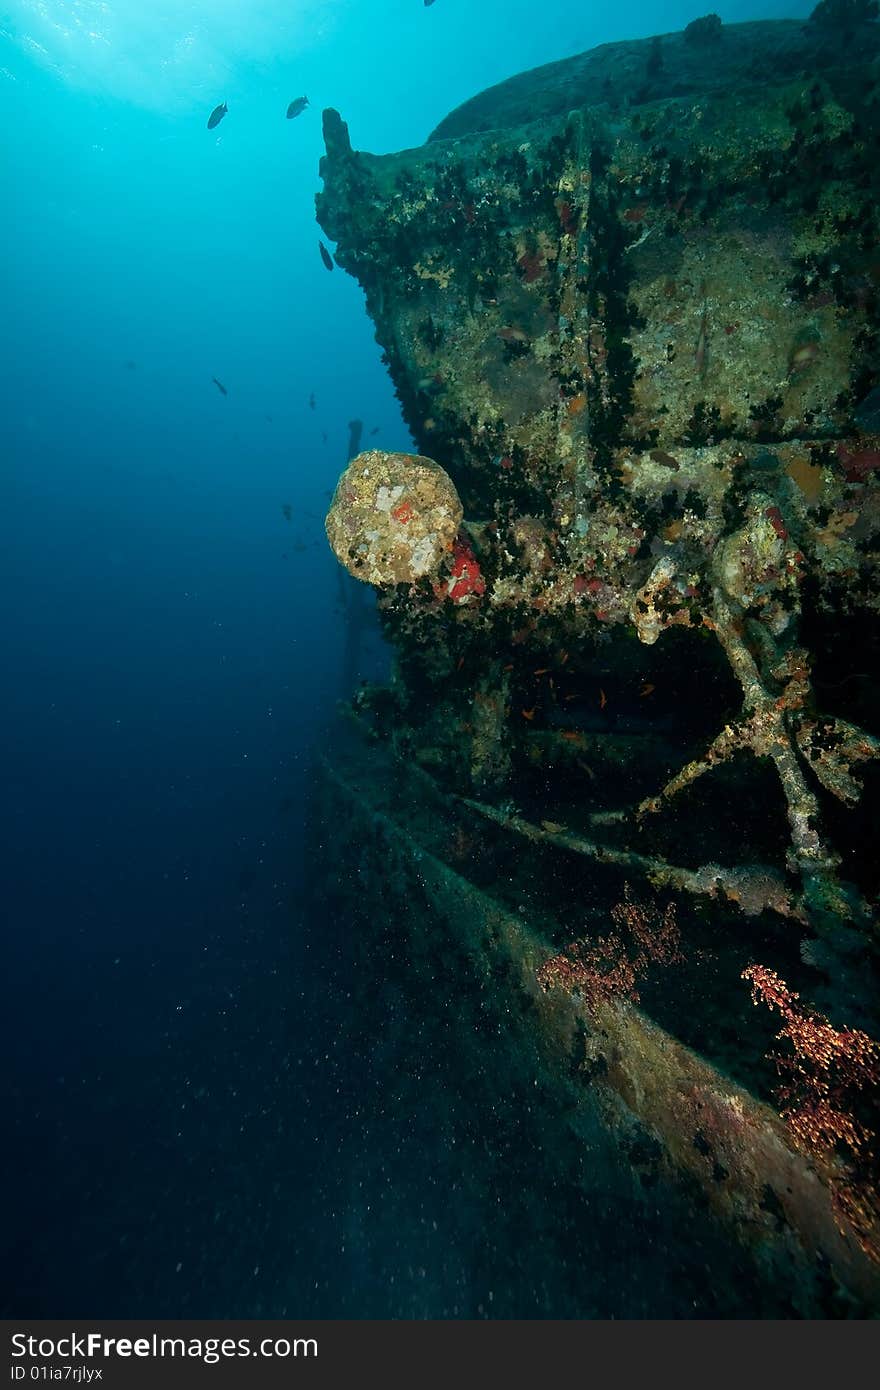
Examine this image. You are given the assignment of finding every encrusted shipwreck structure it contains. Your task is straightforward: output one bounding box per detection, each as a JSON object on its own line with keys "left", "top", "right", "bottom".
{"left": 313, "top": 17, "right": 880, "bottom": 1311}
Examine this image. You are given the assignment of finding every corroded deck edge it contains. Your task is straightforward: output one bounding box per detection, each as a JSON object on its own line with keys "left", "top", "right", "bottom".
{"left": 313, "top": 739, "right": 880, "bottom": 1312}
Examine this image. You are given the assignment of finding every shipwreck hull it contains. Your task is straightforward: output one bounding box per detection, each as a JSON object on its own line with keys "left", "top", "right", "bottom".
{"left": 312, "top": 17, "right": 880, "bottom": 1312}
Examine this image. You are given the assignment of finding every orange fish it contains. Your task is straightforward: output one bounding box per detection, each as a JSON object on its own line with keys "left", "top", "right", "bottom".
{"left": 599, "top": 688, "right": 607, "bottom": 710}
{"left": 521, "top": 707, "right": 536, "bottom": 721}
{"left": 639, "top": 682, "right": 655, "bottom": 698}
{"left": 503, "top": 663, "right": 514, "bottom": 672}
{"left": 559, "top": 650, "right": 569, "bottom": 665}
{"left": 534, "top": 667, "right": 550, "bottom": 676}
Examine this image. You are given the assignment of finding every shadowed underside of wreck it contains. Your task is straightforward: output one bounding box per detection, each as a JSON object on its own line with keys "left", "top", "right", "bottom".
{"left": 312, "top": 18, "right": 880, "bottom": 1310}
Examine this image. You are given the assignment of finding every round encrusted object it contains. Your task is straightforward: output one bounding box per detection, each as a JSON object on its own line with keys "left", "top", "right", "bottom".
{"left": 325, "top": 450, "right": 464, "bottom": 586}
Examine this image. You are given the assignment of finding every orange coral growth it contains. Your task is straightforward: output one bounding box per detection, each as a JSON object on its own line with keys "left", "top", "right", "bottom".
{"left": 434, "top": 538, "right": 486, "bottom": 604}
{"left": 447, "top": 539, "right": 485, "bottom": 603}
{"left": 537, "top": 886, "right": 681, "bottom": 1008}
{"left": 743, "top": 964, "right": 880, "bottom": 1258}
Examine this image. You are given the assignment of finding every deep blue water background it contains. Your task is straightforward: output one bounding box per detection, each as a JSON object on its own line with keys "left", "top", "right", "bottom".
{"left": 2, "top": 0, "right": 809, "bottom": 1316}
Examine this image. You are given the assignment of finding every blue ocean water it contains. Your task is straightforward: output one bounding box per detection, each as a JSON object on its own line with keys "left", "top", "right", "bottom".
{"left": 1, "top": 0, "right": 813, "bottom": 1318}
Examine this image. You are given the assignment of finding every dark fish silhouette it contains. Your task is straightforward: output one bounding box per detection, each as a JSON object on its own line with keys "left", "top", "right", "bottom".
{"left": 347, "top": 419, "right": 364, "bottom": 459}
{"left": 212, "top": 376, "right": 228, "bottom": 396}
{"left": 207, "top": 102, "right": 228, "bottom": 130}
{"left": 369, "top": 425, "right": 380, "bottom": 436}
{"left": 321, "top": 431, "right": 328, "bottom": 444}
{"left": 309, "top": 392, "right": 316, "bottom": 409}
{"left": 286, "top": 96, "right": 309, "bottom": 119}
{"left": 282, "top": 503, "right": 292, "bottom": 523}
{"left": 318, "top": 241, "right": 334, "bottom": 271}
{"left": 425, "top": 1, "right": 437, "bottom": 6}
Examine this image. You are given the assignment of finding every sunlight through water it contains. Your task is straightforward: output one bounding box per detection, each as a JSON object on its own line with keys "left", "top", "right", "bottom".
{"left": 4, "top": 0, "right": 343, "bottom": 109}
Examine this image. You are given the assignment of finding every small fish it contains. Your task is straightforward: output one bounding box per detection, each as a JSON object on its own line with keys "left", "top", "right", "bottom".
{"left": 534, "top": 668, "right": 550, "bottom": 676}
{"left": 649, "top": 448, "right": 680, "bottom": 470}
{"left": 639, "top": 682, "right": 655, "bottom": 698}
{"left": 319, "top": 241, "right": 334, "bottom": 271}
{"left": 599, "top": 688, "right": 607, "bottom": 710}
{"left": 286, "top": 96, "right": 309, "bottom": 120}
{"left": 309, "top": 393, "right": 316, "bottom": 410}
{"left": 521, "top": 707, "right": 536, "bottom": 721}
{"left": 369, "top": 425, "right": 381, "bottom": 436}
{"left": 456, "top": 657, "right": 465, "bottom": 671}
{"left": 281, "top": 503, "right": 292, "bottom": 523}
{"left": 212, "top": 376, "right": 228, "bottom": 396}
{"left": 541, "top": 821, "right": 565, "bottom": 834}
{"left": 207, "top": 102, "right": 228, "bottom": 130}
{"left": 425, "top": 0, "right": 437, "bottom": 6}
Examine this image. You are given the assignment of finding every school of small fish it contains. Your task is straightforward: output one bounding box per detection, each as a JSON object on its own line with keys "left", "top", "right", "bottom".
{"left": 201, "top": 9, "right": 435, "bottom": 462}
